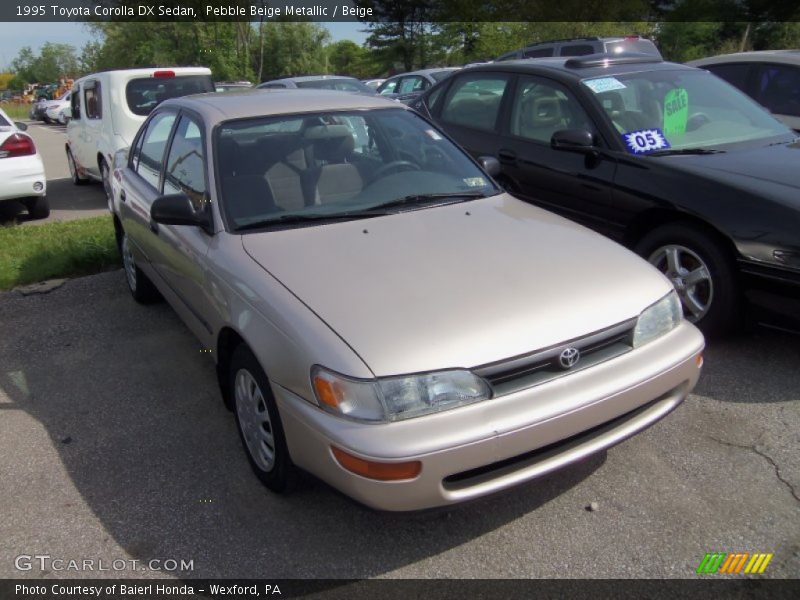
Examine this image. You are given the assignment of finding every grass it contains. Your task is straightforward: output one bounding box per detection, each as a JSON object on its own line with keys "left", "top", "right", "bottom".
{"left": 1, "top": 103, "right": 31, "bottom": 121}
{"left": 0, "top": 216, "right": 120, "bottom": 291}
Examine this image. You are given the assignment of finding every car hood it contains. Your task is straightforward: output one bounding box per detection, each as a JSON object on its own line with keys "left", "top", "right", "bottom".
{"left": 242, "top": 194, "right": 672, "bottom": 376}
{"left": 661, "top": 139, "right": 800, "bottom": 205}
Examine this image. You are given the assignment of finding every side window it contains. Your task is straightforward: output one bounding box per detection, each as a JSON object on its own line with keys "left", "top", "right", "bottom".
{"left": 378, "top": 79, "right": 399, "bottom": 95}
{"left": 135, "top": 111, "right": 177, "bottom": 190}
{"left": 440, "top": 75, "right": 510, "bottom": 131}
{"left": 163, "top": 116, "right": 207, "bottom": 211}
{"left": 560, "top": 44, "right": 595, "bottom": 57}
{"left": 753, "top": 64, "right": 800, "bottom": 117}
{"left": 523, "top": 47, "right": 554, "bottom": 58}
{"left": 70, "top": 86, "right": 81, "bottom": 120}
{"left": 705, "top": 63, "right": 751, "bottom": 92}
{"left": 84, "top": 81, "right": 102, "bottom": 119}
{"left": 130, "top": 122, "right": 148, "bottom": 171}
{"left": 510, "top": 76, "right": 593, "bottom": 143}
{"left": 398, "top": 76, "right": 424, "bottom": 94}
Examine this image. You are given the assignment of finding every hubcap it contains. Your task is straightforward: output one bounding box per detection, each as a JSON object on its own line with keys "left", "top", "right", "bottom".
{"left": 235, "top": 369, "right": 275, "bottom": 472}
{"left": 121, "top": 234, "right": 137, "bottom": 292}
{"left": 648, "top": 244, "right": 713, "bottom": 322}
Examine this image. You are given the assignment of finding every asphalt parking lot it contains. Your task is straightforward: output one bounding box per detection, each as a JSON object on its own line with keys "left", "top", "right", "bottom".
{"left": 0, "top": 271, "right": 797, "bottom": 579}
{"left": 0, "top": 122, "right": 107, "bottom": 225}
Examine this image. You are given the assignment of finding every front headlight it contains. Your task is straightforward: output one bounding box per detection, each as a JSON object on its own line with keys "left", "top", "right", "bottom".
{"left": 632, "top": 290, "right": 683, "bottom": 348}
{"left": 311, "top": 366, "right": 491, "bottom": 422}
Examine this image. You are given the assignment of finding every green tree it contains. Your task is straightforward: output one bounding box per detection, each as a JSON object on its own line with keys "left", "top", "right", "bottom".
{"left": 258, "top": 22, "right": 331, "bottom": 81}
{"left": 327, "top": 40, "right": 372, "bottom": 77}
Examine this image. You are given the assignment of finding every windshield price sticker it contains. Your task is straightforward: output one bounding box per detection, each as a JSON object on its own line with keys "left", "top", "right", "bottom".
{"left": 622, "top": 128, "right": 671, "bottom": 154}
{"left": 583, "top": 77, "right": 627, "bottom": 93}
{"left": 463, "top": 177, "right": 487, "bottom": 187}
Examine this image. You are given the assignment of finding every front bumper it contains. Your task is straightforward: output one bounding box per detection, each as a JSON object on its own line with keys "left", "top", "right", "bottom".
{"left": 276, "top": 321, "right": 704, "bottom": 511}
{"left": 0, "top": 155, "right": 46, "bottom": 202}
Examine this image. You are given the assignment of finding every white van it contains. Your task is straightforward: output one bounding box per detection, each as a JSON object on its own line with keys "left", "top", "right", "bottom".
{"left": 66, "top": 67, "right": 213, "bottom": 208}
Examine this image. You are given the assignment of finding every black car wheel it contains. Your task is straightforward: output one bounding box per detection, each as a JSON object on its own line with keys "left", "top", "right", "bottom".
{"left": 635, "top": 223, "right": 739, "bottom": 337}
{"left": 230, "top": 344, "right": 295, "bottom": 493}
{"left": 25, "top": 196, "right": 50, "bottom": 220}
{"left": 67, "top": 148, "right": 89, "bottom": 186}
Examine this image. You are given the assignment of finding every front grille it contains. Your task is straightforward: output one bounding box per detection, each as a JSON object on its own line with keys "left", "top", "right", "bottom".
{"left": 475, "top": 319, "right": 636, "bottom": 396}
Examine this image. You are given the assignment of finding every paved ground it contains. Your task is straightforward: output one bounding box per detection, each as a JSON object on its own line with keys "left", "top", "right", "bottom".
{"left": 0, "top": 270, "right": 797, "bottom": 579}
{"left": 0, "top": 122, "right": 107, "bottom": 225}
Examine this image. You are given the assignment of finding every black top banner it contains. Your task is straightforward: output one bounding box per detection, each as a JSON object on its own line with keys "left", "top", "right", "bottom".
{"left": 1, "top": 0, "right": 799, "bottom": 22}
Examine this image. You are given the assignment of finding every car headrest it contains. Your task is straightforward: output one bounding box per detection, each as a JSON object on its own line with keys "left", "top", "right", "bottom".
{"left": 305, "top": 126, "right": 355, "bottom": 163}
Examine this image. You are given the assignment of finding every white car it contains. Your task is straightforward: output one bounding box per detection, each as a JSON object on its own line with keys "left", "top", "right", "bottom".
{"left": 0, "top": 107, "right": 48, "bottom": 218}
{"left": 43, "top": 91, "right": 71, "bottom": 124}
{"left": 66, "top": 67, "right": 213, "bottom": 209}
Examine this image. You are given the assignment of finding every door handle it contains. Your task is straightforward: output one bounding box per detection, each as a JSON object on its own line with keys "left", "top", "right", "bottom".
{"left": 119, "top": 190, "right": 126, "bottom": 202}
{"left": 498, "top": 149, "right": 517, "bottom": 165}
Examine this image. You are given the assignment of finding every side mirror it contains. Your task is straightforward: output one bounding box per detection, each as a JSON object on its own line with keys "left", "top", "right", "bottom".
{"left": 551, "top": 129, "right": 596, "bottom": 153}
{"left": 14, "top": 122, "right": 28, "bottom": 131}
{"left": 478, "top": 155, "right": 501, "bottom": 177}
{"left": 151, "top": 193, "right": 209, "bottom": 229}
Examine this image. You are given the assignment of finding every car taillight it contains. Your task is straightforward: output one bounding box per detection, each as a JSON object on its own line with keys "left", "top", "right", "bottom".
{"left": 0, "top": 133, "right": 35, "bottom": 159}
{"left": 153, "top": 70, "right": 175, "bottom": 78}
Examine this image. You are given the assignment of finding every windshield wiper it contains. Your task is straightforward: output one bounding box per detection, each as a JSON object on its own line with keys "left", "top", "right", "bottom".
{"left": 648, "top": 148, "right": 726, "bottom": 157}
{"left": 236, "top": 211, "right": 388, "bottom": 231}
{"left": 369, "top": 191, "right": 490, "bottom": 212}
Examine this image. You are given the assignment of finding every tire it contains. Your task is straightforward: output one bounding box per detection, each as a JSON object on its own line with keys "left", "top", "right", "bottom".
{"left": 100, "top": 159, "right": 112, "bottom": 204}
{"left": 230, "top": 344, "right": 295, "bottom": 493}
{"left": 120, "top": 230, "right": 161, "bottom": 304}
{"left": 66, "top": 148, "right": 88, "bottom": 186}
{"left": 25, "top": 196, "right": 50, "bottom": 219}
{"left": 634, "top": 223, "right": 739, "bottom": 337}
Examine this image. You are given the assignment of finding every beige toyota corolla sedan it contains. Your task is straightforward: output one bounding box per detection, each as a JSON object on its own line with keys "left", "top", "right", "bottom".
{"left": 113, "top": 90, "right": 704, "bottom": 511}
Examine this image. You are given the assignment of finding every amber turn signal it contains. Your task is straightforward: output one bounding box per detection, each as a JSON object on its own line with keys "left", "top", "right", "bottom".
{"left": 331, "top": 446, "right": 422, "bottom": 481}
{"left": 696, "top": 353, "right": 704, "bottom": 368}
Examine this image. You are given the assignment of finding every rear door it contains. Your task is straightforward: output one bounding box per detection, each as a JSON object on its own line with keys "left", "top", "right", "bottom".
{"left": 119, "top": 109, "right": 178, "bottom": 269}
{"left": 432, "top": 71, "right": 513, "bottom": 160}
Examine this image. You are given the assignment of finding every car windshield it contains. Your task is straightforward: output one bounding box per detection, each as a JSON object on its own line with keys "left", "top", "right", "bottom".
{"left": 294, "top": 79, "right": 372, "bottom": 93}
{"left": 216, "top": 108, "right": 499, "bottom": 230}
{"left": 582, "top": 69, "right": 794, "bottom": 152}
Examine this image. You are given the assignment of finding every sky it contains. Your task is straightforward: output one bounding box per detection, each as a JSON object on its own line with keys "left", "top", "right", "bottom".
{"left": 0, "top": 21, "right": 369, "bottom": 69}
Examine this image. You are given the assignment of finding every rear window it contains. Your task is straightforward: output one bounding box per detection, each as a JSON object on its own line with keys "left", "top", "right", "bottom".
{"left": 295, "top": 79, "right": 372, "bottom": 93}
{"left": 126, "top": 75, "right": 214, "bottom": 116}
{"left": 605, "top": 39, "right": 662, "bottom": 58}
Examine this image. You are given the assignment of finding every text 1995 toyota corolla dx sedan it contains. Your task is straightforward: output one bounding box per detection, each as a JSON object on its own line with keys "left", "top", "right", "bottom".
{"left": 113, "top": 90, "right": 704, "bottom": 511}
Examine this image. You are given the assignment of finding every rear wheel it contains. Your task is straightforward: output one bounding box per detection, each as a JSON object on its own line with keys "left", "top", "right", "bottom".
{"left": 230, "top": 344, "right": 295, "bottom": 493}
{"left": 100, "top": 159, "right": 112, "bottom": 205}
{"left": 635, "top": 223, "right": 739, "bottom": 337}
{"left": 67, "top": 148, "right": 88, "bottom": 186}
{"left": 120, "top": 231, "right": 161, "bottom": 304}
{"left": 25, "top": 196, "right": 50, "bottom": 220}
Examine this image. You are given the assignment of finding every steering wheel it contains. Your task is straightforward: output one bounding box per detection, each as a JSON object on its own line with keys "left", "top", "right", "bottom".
{"left": 686, "top": 112, "right": 711, "bottom": 132}
{"left": 373, "top": 160, "right": 421, "bottom": 179}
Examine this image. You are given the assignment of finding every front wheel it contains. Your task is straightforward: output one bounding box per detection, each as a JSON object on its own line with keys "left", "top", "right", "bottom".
{"left": 635, "top": 223, "right": 739, "bottom": 337}
{"left": 230, "top": 344, "right": 295, "bottom": 493}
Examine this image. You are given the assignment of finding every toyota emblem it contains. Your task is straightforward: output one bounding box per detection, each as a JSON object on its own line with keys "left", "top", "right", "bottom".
{"left": 558, "top": 347, "right": 580, "bottom": 370}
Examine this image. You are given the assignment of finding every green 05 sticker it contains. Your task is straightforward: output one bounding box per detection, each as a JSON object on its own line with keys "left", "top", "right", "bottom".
{"left": 664, "top": 88, "right": 689, "bottom": 136}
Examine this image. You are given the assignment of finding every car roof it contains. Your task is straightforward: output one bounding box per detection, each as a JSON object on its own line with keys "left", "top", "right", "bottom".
{"left": 688, "top": 50, "right": 800, "bottom": 67}
{"left": 158, "top": 89, "right": 406, "bottom": 123}
{"left": 386, "top": 67, "right": 460, "bottom": 81}
{"left": 461, "top": 54, "right": 690, "bottom": 81}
